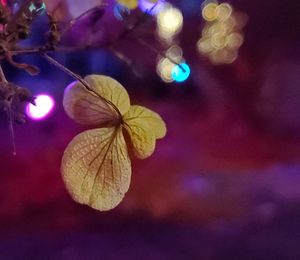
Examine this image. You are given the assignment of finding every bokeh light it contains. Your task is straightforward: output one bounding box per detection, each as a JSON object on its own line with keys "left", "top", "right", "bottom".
{"left": 26, "top": 94, "right": 55, "bottom": 121}
{"left": 198, "top": 1, "right": 247, "bottom": 65}
{"left": 210, "top": 48, "right": 238, "bottom": 64}
{"left": 226, "top": 32, "right": 244, "bottom": 49}
{"left": 216, "top": 3, "right": 232, "bottom": 21}
{"left": 197, "top": 37, "right": 214, "bottom": 54}
{"left": 171, "top": 63, "right": 191, "bottom": 83}
{"left": 157, "top": 4, "right": 183, "bottom": 40}
{"left": 114, "top": 4, "right": 130, "bottom": 20}
{"left": 116, "top": 0, "right": 138, "bottom": 10}
{"left": 28, "top": 2, "right": 46, "bottom": 14}
{"left": 156, "top": 57, "right": 175, "bottom": 83}
{"left": 156, "top": 45, "right": 188, "bottom": 83}
{"left": 166, "top": 45, "right": 183, "bottom": 62}
{"left": 202, "top": 2, "right": 218, "bottom": 22}
{"left": 211, "top": 32, "right": 227, "bottom": 49}
{"left": 139, "top": 0, "right": 165, "bottom": 15}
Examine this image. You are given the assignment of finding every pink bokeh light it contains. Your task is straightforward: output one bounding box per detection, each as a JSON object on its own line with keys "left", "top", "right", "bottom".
{"left": 26, "top": 94, "right": 55, "bottom": 121}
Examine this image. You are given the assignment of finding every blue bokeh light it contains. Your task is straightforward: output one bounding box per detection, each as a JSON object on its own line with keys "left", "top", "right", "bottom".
{"left": 114, "top": 4, "right": 130, "bottom": 21}
{"left": 171, "top": 63, "right": 191, "bottom": 83}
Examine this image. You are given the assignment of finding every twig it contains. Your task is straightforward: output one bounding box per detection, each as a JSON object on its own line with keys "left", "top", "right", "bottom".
{"left": 10, "top": 46, "right": 97, "bottom": 55}
{"left": 110, "top": 2, "right": 159, "bottom": 48}
{"left": 61, "top": 4, "right": 108, "bottom": 36}
{"left": 42, "top": 53, "right": 122, "bottom": 119}
{"left": 42, "top": 53, "right": 89, "bottom": 86}
{"left": 0, "top": 64, "right": 8, "bottom": 83}
{"left": 0, "top": 64, "right": 16, "bottom": 155}
{"left": 110, "top": 48, "right": 133, "bottom": 67}
{"left": 135, "top": 38, "right": 186, "bottom": 72}
{"left": 110, "top": 2, "right": 185, "bottom": 72}
{"left": 8, "top": 107, "right": 16, "bottom": 156}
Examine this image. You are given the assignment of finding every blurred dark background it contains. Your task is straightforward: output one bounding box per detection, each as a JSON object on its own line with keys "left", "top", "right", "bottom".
{"left": 0, "top": 0, "right": 300, "bottom": 259}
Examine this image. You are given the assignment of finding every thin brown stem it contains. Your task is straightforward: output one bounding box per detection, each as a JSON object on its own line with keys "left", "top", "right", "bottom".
{"left": 0, "top": 64, "right": 8, "bottom": 83}
{"left": 43, "top": 53, "right": 84, "bottom": 82}
{"left": 10, "top": 47, "right": 46, "bottom": 55}
{"left": 135, "top": 38, "right": 186, "bottom": 72}
{"left": 0, "top": 65, "right": 16, "bottom": 155}
{"left": 110, "top": 2, "right": 159, "bottom": 48}
{"left": 10, "top": 46, "right": 96, "bottom": 55}
{"left": 42, "top": 53, "right": 122, "bottom": 119}
{"left": 61, "top": 4, "right": 108, "bottom": 36}
{"left": 8, "top": 107, "right": 16, "bottom": 156}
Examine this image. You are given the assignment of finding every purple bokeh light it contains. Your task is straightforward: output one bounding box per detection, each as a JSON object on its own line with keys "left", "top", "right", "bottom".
{"left": 139, "top": 0, "right": 166, "bottom": 15}
{"left": 26, "top": 94, "right": 55, "bottom": 121}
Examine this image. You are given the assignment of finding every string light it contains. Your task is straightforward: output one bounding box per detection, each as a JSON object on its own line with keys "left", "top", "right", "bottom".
{"left": 226, "top": 32, "right": 244, "bottom": 49}
{"left": 197, "top": 1, "right": 247, "bottom": 64}
{"left": 116, "top": 0, "right": 138, "bottom": 10}
{"left": 26, "top": 94, "right": 55, "bottom": 121}
{"left": 28, "top": 2, "right": 46, "bottom": 14}
{"left": 157, "top": 4, "right": 183, "bottom": 40}
{"left": 156, "top": 57, "right": 174, "bottom": 83}
{"left": 172, "top": 63, "right": 190, "bottom": 83}
{"left": 156, "top": 46, "right": 190, "bottom": 84}
{"left": 166, "top": 45, "right": 183, "bottom": 61}
{"left": 216, "top": 3, "right": 232, "bottom": 21}
{"left": 202, "top": 2, "right": 218, "bottom": 22}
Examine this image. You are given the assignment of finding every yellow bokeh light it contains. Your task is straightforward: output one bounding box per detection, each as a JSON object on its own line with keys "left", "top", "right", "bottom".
{"left": 208, "top": 22, "right": 228, "bottom": 36}
{"left": 157, "top": 28, "right": 176, "bottom": 41}
{"left": 202, "top": 2, "right": 218, "bottom": 22}
{"left": 226, "top": 32, "right": 244, "bottom": 49}
{"left": 232, "top": 12, "right": 248, "bottom": 30}
{"left": 198, "top": 1, "right": 246, "bottom": 65}
{"left": 211, "top": 32, "right": 227, "bottom": 49}
{"left": 216, "top": 3, "right": 232, "bottom": 21}
{"left": 210, "top": 48, "right": 238, "bottom": 64}
{"left": 157, "top": 4, "right": 183, "bottom": 39}
{"left": 201, "top": 24, "right": 211, "bottom": 37}
{"left": 197, "top": 37, "right": 214, "bottom": 54}
{"left": 166, "top": 45, "right": 183, "bottom": 62}
{"left": 156, "top": 57, "right": 175, "bottom": 83}
{"left": 222, "top": 16, "right": 236, "bottom": 32}
{"left": 116, "top": 0, "right": 138, "bottom": 10}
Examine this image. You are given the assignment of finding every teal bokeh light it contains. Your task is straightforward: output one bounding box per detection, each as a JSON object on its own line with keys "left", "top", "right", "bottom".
{"left": 171, "top": 63, "right": 190, "bottom": 83}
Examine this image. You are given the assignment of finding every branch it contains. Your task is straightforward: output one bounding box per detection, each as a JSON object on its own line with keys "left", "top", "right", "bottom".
{"left": 0, "top": 64, "right": 16, "bottom": 155}
{"left": 42, "top": 53, "right": 122, "bottom": 119}
{"left": 110, "top": 2, "right": 159, "bottom": 48}
{"left": 61, "top": 4, "right": 107, "bottom": 36}
{"left": 8, "top": 107, "right": 16, "bottom": 156}
{"left": 10, "top": 46, "right": 84, "bottom": 55}
{"left": 0, "top": 64, "right": 8, "bottom": 83}
{"left": 135, "top": 38, "right": 186, "bottom": 72}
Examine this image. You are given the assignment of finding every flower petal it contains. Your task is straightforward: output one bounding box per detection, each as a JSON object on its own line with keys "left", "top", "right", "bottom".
{"left": 123, "top": 105, "right": 166, "bottom": 159}
{"left": 61, "top": 127, "right": 131, "bottom": 211}
{"left": 63, "top": 75, "right": 131, "bottom": 126}
{"left": 63, "top": 81, "right": 118, "bottom": 126}
{"left": 85, "top": 75, "right": 130, "bottom": 116}
{"left": 124, "top": 105, "right": 167, "bottom": 139}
